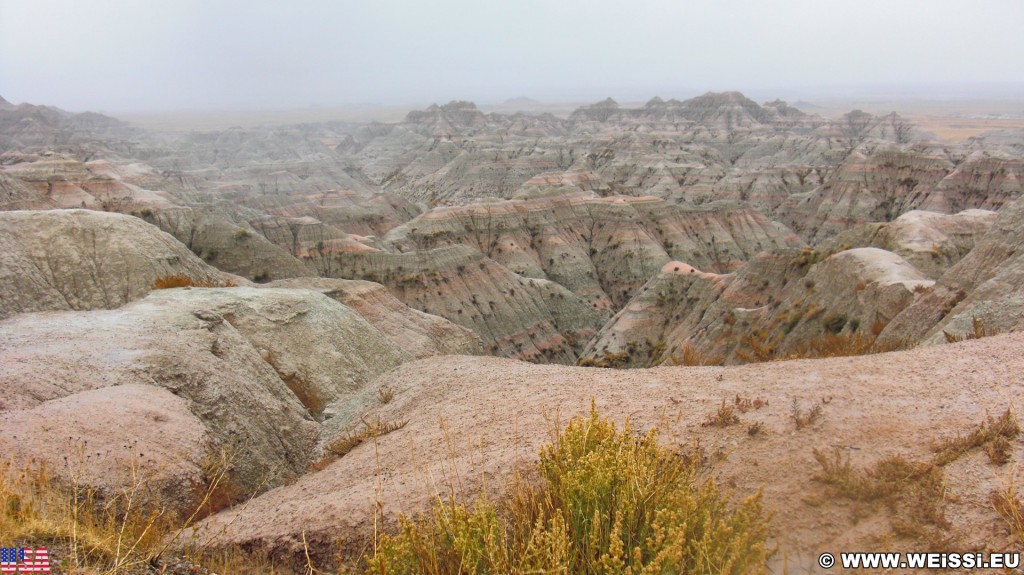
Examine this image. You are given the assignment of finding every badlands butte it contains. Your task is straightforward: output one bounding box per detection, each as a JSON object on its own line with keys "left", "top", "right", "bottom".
{"left": 2, "top": 91, "right": 1024, "bottom": 570}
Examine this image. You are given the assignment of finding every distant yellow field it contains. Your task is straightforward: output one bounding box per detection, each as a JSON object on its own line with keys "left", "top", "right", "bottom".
{"left": 909, "top": 116, "right": 1024, "bottom": 141}
{"left": 810, "top": 98, "right": 1024, "bottom": 143}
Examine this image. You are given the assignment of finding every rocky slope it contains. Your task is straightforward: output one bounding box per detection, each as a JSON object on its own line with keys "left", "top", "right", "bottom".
{"left": 0, "top": 209, "right": 240, "bottom": 320}
{"left": 823, "top": 208, "right": 997, "bottom": 278}
{"left": 191, "top": 334, "right": 1024, "bottom": 571}
{"left": 1, "top": 95, "right": 1021, "bottom": 369}
{"left": 783, "top": 146, "right": 1022, "bottom": 242}
{"left": 328, "top": 243, "right": 608, "bottom": 362}
{"left": 880, "top": 193, "right": 1024, "bottom": 346}
{"left": 580, "top": 202, "right": 1007, "bottom": 367}
{"left": 265, "top": 277, "right": 482, "bottom": 358}
{"left": 0, "top": 287, "right": 394, "bottom": 502}
{"left": 0, "top": 100, "right": 137, "bottom": 154}
{"left": 308, "top": 193, "right": 801, "bottom": 363}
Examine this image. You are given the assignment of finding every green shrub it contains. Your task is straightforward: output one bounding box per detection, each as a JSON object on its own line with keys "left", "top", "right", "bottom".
{"left": 365, "top": 405, "right": 770, "bottom": 574}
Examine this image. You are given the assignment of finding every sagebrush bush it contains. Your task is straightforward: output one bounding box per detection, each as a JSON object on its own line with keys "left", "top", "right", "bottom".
{"left": 366, "top": 405, "right": 770, "bottom": 574}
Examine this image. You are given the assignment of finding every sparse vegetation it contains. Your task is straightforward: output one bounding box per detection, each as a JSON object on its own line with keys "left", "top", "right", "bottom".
{"left": 377, "top": 385, "right": 396, "bottom": 404}
{"left": 786, "top": 332, "right": 903, "bottom": 360}
{"left": 932, "top": 408, "right": 1019, "bottom": 466}
{"left": 703, "top": 400, "right": 740, "bottom": 427}
{"left": 578, "top": 351, "right": 630, "bottom": 369}
{"left": 790, "top": 399, "right": 824, "bottom": 430}
{"left": 670, "top": 342, "right": 724, "bottom": 366}
{"left": 821, "top": 312, "right": 847, "bottom": 334}
{"left": 992, "top": 476, "right": 1024, "bottom": 543}
{"left": 0, "top": 449, "right": 279, "bottom": 574}
{"left": 942, "top": 289, "right": 968, "bottom": 316}
{"left": 812, "top": 449, "right": 950, "bottom": 545}
{"left": 151, "top": 274, "right": 237, "bottom": 289}
{"left": 942, "top": 315, "right": 1000, "bottom": 343}
{"left": 733, "top": 395, "right": 768, "bottom": 413}
{"left": 364, "top": 405, "right": 770, "bottom": 574}
{"left": 310, "top": 415, "right": 410, "bottom": 472}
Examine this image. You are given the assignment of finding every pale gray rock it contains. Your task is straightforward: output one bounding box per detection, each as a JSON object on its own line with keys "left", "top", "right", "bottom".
{"left": 0, "top": 286, "right": 411, "bottom": 501}
{"left": 0, "top": 209, "right": 241, "bottom": 320}
{"left": 265, "top": 277, "right": 482, "bottom": 358}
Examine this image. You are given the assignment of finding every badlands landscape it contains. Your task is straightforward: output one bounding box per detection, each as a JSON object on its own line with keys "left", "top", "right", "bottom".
{"left": 2, "top": 90, "right": 1024, "bottom": 572}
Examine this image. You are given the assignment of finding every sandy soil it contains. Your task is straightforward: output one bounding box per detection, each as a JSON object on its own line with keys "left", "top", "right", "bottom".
{"left": 196, "top": 333, "right": 1024, "bottom": 572}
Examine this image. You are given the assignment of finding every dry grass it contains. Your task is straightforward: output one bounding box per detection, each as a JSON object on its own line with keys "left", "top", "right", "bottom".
{"left": 578, "top": 351, "right": 630, "bottom": 369}
{"left": 151, "top": 274, "right": 236, "bottom": 290}
{"left": 309, "top": 416, "right": 410, "bottom": 472}
{"left": 943, "top": 316, "right": 1000, "bottom": 344}
{"left": 364, "top": 405, "right": 771, "bottom": 574}
{"left": 790, "top": 400, "right": 824, "bottom": 430}
{"left": 0, "top": 449, "right": 281, "bottom": 574}
{"left": 670, "top": 342, "right": 725, "bottom": 367}
{"left": 735, "top": 329, "right": 781, "bottom": 364}
{"left": 734, "top": 395, "right": 768, "bottom": 413}
{"left": 992, "top": 473, "right": 1024, "bottom": 543}
{"left": 812, "top": 449, "right": 951, "bottom": 546}
{"left": 932, "top": 408, "right": 1019, "bottom": 466}
{"left": 377, "top": 386, "right": 396, "bottom": 405}
{"left": 785, "top": 332, "right": 903, "bottom": 360}
{"left": 703, "top": 400, "right": 740, "bottom": 428}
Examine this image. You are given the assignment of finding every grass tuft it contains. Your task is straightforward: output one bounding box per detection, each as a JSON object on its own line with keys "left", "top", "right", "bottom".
{"left": 0, "top": 451, "right": 281, "bottom": 574}
{"left": 992, "top": 475, "right": 1023, "bottom": 543}
{"left": 812, "top": 449, "right": 950, "bottom": 546}
{"left": 310, "top": 416, "right": 410, "bottom": 472}
{"left": 670, "top": 342, "right": 725, "bottom": 367}
{"left": 932, "top": 408, "right": 1019, "bottom": 466}
{"left": 377, "top": 386, "right": 396, "bottom": 405}
{"left": 790, "top": 400, "right": 824, "bottom": 430}
{"left": 703, "top": 400, "right": 740, "bottom": 428}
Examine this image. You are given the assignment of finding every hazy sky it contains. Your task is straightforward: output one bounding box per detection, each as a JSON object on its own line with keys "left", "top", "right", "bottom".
{"left": 1, "top": 0, "right": 1022, "bottom": 112}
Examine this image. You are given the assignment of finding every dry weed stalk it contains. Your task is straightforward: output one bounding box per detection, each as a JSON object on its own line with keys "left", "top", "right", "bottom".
{"left": 1, "top": 441, "right": 283, "bottom": 574}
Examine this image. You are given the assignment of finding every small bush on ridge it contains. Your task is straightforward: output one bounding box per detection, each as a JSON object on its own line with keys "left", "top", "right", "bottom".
{"left": 365, "top": 404, "right": 770, "bottom": 574}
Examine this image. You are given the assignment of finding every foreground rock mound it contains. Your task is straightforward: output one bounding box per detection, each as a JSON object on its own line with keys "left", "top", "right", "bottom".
{"left": 0, "top": 209, "right": 239, "bottom": 320}
{"left": 193, "top": 334, "right": 1024, "bottom": 570}
{"left": 0, "top": 287, "right": 411, "bottom": 507}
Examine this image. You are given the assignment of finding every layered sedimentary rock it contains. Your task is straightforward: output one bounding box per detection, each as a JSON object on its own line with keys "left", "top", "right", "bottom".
{"left": 0, "top": 101, "right": 137, "bottom": 153}
{"left": 880, "top": 194, "right": 1024, "bottom": 345}
{"left": 381, "top": 194, "right": 803, "bottom": 308}
{"left": 315, "top": 193, "right": 801, "bottom": 363}
{"left": 328, "top": 244, "right": 607, "bottom": 363}
{"left": 0, "top": 153, "right": 177, "bottom": 211}
{"left": 783, "top": 147, "right": 1021, "bottom": 242}
{"left": 823, "top": 209, "right": 997, "bottom": 278}
{"left": 582, "top": 246, "right": 933, "bottom": 366}
{"left": 0, "top": 209, "right": 240, "bottom": 320}
{"left": 151, "top": 207, "right": 315, "bottom": 282}
{"left": 265, "top": 277, "right": 482, "bottom": 358}
{"left": 0, "top": 286, "right": 412, "bottom": 506}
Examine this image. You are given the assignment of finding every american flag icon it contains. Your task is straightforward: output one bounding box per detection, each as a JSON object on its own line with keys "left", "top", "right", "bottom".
{"left": 0, "top": 547, "right": 49, "bottom": 573}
